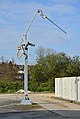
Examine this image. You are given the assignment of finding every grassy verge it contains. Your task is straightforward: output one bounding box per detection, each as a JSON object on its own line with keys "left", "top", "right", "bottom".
{"left": 5, "top": 103, "right": 42, "bottom": 111}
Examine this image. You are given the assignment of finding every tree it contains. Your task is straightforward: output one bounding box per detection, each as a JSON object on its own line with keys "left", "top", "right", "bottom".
{"left": 28, "top": 47, "right": 80, "bottom": 92}
{"left": 66, "top": 56, "right": 80, "bottom": 76}
{"left": 0, "top": 56, "right": 5, "bottom": 63}
{"left": 36, "top": 46, "right": 45, "bottom": 60}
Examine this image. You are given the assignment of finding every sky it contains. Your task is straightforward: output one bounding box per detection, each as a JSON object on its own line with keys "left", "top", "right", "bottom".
{"left": 0, "top": 0, "right": 80, "bottom": 64}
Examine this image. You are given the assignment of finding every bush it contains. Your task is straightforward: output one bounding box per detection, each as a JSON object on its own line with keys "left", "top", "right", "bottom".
{"left": 0, "top": 77, "right": 23, "bottom": 93}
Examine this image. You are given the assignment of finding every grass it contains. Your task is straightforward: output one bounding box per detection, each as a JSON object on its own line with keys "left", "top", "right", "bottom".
{"left": 7, "top": 103, "right": 42, "bottom": 111}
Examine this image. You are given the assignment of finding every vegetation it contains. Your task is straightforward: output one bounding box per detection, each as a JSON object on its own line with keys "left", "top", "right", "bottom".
{"left": 28, "top": 47, "right": 80, "bottom": 92}
{"left": 0, "top": 58, "right": 23, "bottom": 93}
{"left": 1, "top": 47, "right": 80, "bottom": 93}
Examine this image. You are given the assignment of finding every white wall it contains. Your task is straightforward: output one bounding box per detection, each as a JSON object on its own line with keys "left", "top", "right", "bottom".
{"left": 78, "top": 78, "right": 80, "bottom": 102}
{"left": 55, "top": 77, "right": 80, "bottom": 102}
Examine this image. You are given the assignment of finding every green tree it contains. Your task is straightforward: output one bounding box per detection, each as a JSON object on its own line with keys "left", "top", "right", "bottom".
{"left": 29, "top": 47, "right": 80, "bottom": 92}
{"left": 66, "top": 56, "right": 80, "bottom": 76}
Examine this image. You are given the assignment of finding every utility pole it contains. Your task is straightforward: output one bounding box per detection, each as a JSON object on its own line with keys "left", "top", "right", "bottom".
{"left": 17, "top": 9, "right": 67, "bottom": 105}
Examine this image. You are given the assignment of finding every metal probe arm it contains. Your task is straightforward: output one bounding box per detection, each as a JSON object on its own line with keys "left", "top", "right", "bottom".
{"left": 17, "top": 9, "right": 67, "bottom": 58}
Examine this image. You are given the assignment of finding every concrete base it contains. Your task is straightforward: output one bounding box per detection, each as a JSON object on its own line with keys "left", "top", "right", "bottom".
{"left": 21, "top": 94, "right": 32, "bottom": 105}
{"left": 21, "top": 99, "right": 32, "bottom": 105}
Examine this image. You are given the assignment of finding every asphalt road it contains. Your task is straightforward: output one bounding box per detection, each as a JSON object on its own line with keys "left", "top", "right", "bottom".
{"left": 0, "top": 93, "right": 80, "bottom": 119}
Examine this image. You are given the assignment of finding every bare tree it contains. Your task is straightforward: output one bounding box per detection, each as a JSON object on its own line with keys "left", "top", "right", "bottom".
{"left": 36, "top": 46, "right": 45, "bottom": 60}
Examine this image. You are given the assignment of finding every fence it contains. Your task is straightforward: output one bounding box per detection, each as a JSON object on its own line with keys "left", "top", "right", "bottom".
{"left": 55, "top": 77, "right": 80, "bottom": 102}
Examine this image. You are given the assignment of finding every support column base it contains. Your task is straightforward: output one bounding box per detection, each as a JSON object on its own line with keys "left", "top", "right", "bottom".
{"left": 21, "top": 94, "right": 32, "bottom": 105}
{"left": 21, "top": 99, "right": 32, "bottom": 105}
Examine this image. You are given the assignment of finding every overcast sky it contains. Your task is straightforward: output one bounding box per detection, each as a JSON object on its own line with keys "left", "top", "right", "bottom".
{"left": 0, "top": 0, "right": 80, "bottom": 64}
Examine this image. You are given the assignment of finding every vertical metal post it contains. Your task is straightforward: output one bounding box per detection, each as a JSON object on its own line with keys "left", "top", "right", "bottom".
{"left": 24, "top": 49, "right": 28, "bottom": 98}
{"left": 21, "top": 36, "right": 31, "bottom": 105}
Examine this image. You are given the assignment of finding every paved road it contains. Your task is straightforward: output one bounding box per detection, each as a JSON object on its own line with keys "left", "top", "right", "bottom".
{"left": 0, "top": 93, "right": 80, "bottom": 119}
